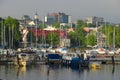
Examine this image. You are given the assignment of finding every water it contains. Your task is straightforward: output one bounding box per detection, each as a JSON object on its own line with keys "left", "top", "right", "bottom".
{"left": 0, "top": 64, "right": 120, "bottom": 80}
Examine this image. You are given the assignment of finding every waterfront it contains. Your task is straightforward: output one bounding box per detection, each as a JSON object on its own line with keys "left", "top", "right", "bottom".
{"left": 0, "top": 64, "right": 120, "bottom": 80}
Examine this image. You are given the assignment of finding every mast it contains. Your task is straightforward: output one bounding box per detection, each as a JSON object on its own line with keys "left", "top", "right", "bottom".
{"left": 1, "top": 20, "right": 3, "bottom": 49}
{"left": 30, "top": 27, "right": 33, "bottom": 47}
{"left": 3, "top": 20, "right": 5, "bottom": 49}
{"left": 42, "top": 17, "right": 46, "bottom": 48}
{"left": 9, "top": 24, "right": 11, "bottom": 49}
{"left": 113, "top": 26, "right": 115, "bottom": 49}
{"left": 50, "top": 27, "right": 53, "bottom": 47}
{"left": 107, "top": 24, "right": 109, "bottom": 48}
{"left": 105, "top": 21, "right": 107, "bottom": 48}
{"left": 34, "top": 10, "right": 38, "bottom": 48}
{"left": 12, "top": 24, "right": 14, "bottom": 49}
{"left": 60, "top": 24, "right": 62, "bottom": 47}
{"left": 35, "top": 19, "right": 37, "bottom": 48}
{"left": 96, "top": 21, "right": 99, "bottom": 48}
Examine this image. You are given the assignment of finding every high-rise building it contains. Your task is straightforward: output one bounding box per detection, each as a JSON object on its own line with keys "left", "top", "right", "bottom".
{"left": 44, "top": 12, "right": 71, "bottom": 25}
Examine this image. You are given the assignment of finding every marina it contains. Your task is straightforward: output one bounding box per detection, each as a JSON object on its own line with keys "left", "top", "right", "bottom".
{"left": 1, "top": 0, "right": 120, "bottom": 80}
{"left": 0, "top": 48, "right": 120, "bottom": 67}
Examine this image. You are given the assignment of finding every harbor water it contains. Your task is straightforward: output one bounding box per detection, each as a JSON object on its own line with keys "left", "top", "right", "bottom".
{"left": 0, "top": 64, "right": 120, "bottom": 80}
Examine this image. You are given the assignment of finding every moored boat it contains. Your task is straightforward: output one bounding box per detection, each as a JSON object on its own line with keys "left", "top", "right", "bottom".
{"left": 46, "top": 53, "right": 62, "bottom": 64}
{"left": 90, "top": 62, "right": 101, "bottom": 69}
{"left": 62, "top": 53, "right": 90, "bottom": 68}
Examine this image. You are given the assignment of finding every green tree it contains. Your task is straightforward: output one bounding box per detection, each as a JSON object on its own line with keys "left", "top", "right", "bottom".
{"left": 87, "top": 34, "right": 97, "bottom": 46}
{"left": 115, "top": 26, "right": 120, "bottom": 47}
{"left": 76, "top": 20, "right": 87, "bottom": 28}
{"left": 53, "top": 22, "right": 60, "bottom": 28}
{"left": 46, "top": 32, "right": 59, "bottom": 46}
{"left": 100, "top": 24, "right": 120, "bottom": 48}
{"left": 68, "top": 31, "right": 76, "bottom": 47}
{"left": 75, "top": 20, "right": 87, "bottom": 47}
{"left": 4, "top": 16, "right": 21, "bottom": 49}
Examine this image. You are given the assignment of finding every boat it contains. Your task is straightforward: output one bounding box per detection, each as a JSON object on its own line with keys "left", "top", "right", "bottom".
{"left": 14, "top": 55, "right": 26, "bottom": 67}
{"left": 62, "top": 53, "right": 90, "bottom": 67}
{"left": 62, "top": 52, "right": 78, "bottom": 65}
{"left": 55, "top": 47, "right": 68, "bottom": 53}
{"left": 90, "top": 62, "right": 101, "bottom": 69}
{"left": 46, "top": 53, "right": 62, "bottom": 64}
{"left": 14, "top": 52, "right": 34, "bottom": 67}
{"left": 18, "top": 58, "right": 26, "bottom": 67}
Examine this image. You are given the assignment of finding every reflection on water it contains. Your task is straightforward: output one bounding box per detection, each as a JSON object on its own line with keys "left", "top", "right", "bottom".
{"left": 112, "top": 66, "right": 115, "bottom": 74}
{"left": 16, "top": 66, "right": 26, "bottom": 80}
{"left": 0, "top": 64, "right": 120, "bottom": 80}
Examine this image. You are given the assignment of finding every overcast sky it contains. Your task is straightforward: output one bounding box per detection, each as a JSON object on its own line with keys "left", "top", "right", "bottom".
{"left": 0, "top": 0, "right": 120, "bottom": 23}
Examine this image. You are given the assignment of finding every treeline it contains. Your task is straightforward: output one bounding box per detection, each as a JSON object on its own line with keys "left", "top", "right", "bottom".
{"left": 0, "top": 17, "right": 21, "bottom": 49}
{"left": 1, "top": 16, "right": 120, "bottom": 49}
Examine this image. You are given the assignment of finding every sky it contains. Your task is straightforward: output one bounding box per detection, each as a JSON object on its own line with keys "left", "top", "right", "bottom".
{"left": 0, "top": 0, "right": 120, "bottom": 23}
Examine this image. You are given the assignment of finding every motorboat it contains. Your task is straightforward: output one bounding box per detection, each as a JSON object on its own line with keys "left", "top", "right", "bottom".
{"left": 46, "top": 53, "right": 62, "bottom": 64}
{"left": 90, "top": 62, "right": 101, "bottom": 69}
{"left": 62, "top": 53, "right": 90, "bottom": 67}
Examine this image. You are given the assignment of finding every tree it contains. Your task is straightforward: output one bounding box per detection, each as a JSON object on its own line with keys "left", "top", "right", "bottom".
{"left": 100, "top": 24, "right": 120, "bottom": 48}
{"left": 76, "top": 20, "right": 87, "bottom": 28}
{"left": 46, "top": 32, "right": 59, "bottom": 46}
{"left": 114, "top": 26, "right": 120, "bottom": 47}
{"left": 4, "top": 16, "right": 21, "bottom": 49}
{"left": 87, "top": 34, "right": 97, "bottom": 46}
{"left": 75, "top": 20, "right": 87, "bottom": 47}
{"left": 53, "top": 22, "right": 60, "bottom": 28}
{"left": 68, "top": 31, "right": 76, "bottom": 47}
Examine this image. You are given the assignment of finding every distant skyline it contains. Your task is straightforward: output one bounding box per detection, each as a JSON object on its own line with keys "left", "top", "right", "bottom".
{"left": 0, "top": 0, "right": 120, "bottom": 23}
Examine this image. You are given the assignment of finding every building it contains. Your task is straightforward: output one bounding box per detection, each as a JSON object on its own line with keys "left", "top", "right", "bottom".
{"left": 18, "top": 13, "right": 41, "bottom": 47}
{"left": 31, "top": 26, "right": 70, "bottom": 47}
{"left": 44, "top": 12, "right": 71, "bottom": 25}
{"left": 22, "top": 15, "right": 32, "bottom": 21}
{"left": 85, "top": 16, "right": 104, "bottom": 26}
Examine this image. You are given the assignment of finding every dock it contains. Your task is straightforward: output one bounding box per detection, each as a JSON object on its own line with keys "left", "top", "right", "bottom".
{"left": 90, "top": 54, "right": 120, "bottom": 64}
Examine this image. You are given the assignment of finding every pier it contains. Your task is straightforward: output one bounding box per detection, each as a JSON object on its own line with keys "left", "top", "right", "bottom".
{"left": 90, "top": 54, "right": 120, "bottom": 64}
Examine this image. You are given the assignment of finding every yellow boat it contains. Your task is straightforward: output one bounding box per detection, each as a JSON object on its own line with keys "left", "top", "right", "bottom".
{"left": 90, "top": 63, "right": 101, "bottom": 69}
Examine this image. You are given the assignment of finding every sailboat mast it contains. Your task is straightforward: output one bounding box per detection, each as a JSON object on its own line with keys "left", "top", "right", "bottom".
{"left": 113, "top": 26, "right": 115, "bottom": 49}
{"left": 1, "top": 20, "right": 2, "bottom": 47}
{"left": 12, "top": 24, "right": 14, "bottom": 49}
{"left": 105, "top": 21, "right": 107, "bottom": 48}
{"left": 42, "top": 17, "right": 46, "bottom": 48}
{"left": 34, "top": 11, "right": 38, "bottom": 48}
{"left": 51, "top": 28, "right": 53, "bottom": 47}
{"left": 35, "top": 20, "right": 37, "bottom": 48}
{"left": 30, "top": 27, "right": 33, "bottom": 47}
{"left": 9, "top": 24, "right": 11, "bottom": 49}
{"left": 96, "top": 21, "right": 99, "bottom": 48}
{"left": 3, "top": 21, "right": 5, "bottom": 49}
{"left": 1, "top": 20, "right": 3, "bottom": 48}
